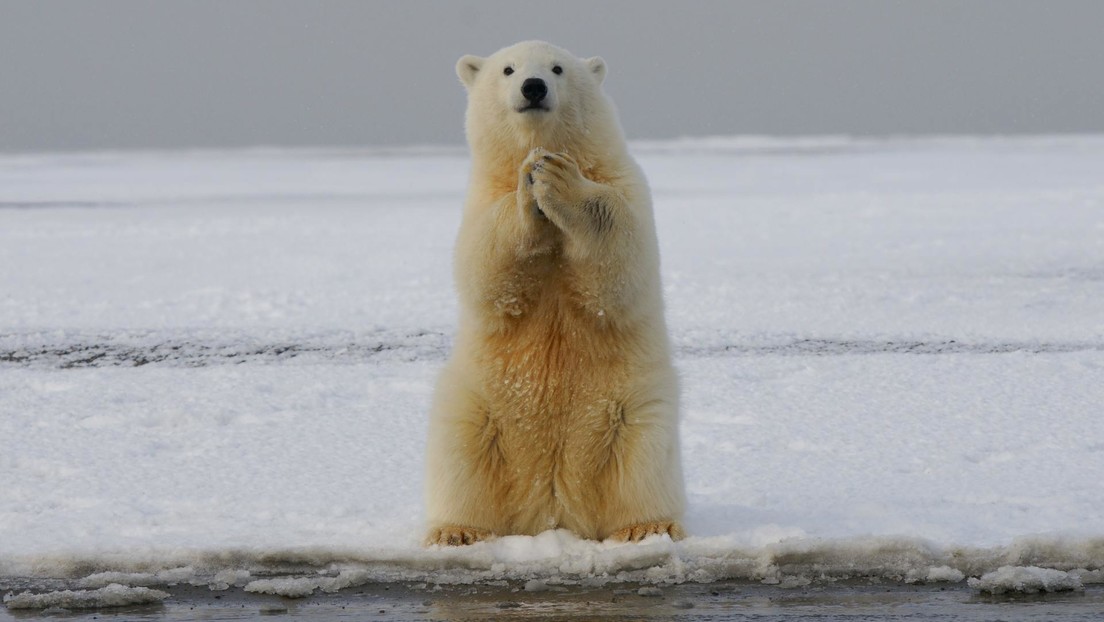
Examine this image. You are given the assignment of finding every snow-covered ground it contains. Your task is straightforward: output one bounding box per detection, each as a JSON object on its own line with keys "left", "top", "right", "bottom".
{"left": 2, "top": 136, "right": 1103, "bottom": 595}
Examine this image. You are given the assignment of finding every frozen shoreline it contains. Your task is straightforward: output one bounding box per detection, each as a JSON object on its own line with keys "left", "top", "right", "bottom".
{"left": 5, "top": 580, "right": 1103, "bottom": 621}
{"left": 3, "top": 531, "right": 1104, "bottom": 589}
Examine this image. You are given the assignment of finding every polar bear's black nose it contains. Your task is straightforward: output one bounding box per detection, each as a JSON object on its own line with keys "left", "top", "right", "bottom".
{"left": 521, "top": 78, "right": 548, "bottom": 103}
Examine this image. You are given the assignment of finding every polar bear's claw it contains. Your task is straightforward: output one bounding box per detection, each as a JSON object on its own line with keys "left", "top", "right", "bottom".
{"left": 607, "top": 521, "right": 686, "bottom": 543}
{"left": 426, "top": 525, "right": 494, "bottom": 547}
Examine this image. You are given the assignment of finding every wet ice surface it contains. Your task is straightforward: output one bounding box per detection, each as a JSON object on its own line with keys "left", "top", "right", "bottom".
{"left": 3, "top": 582, "right": 1104, "bottom": 621}
{"left": 2, "top": 137, "right": 1104, "bottom": 605}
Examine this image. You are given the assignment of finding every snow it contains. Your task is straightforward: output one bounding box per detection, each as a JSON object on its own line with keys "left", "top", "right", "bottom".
{"left": 2, "top": 136, "right": 1104, "bottom": 597}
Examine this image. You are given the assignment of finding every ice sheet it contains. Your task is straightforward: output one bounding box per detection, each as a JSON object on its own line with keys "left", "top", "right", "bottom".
{"left": 2, "top": 136, "right": 1103, "bottom": 591}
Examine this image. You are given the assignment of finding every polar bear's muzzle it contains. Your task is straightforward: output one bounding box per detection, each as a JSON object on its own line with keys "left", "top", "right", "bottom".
{"left": 518, "top": 78, "right": 550, "bottom": 112}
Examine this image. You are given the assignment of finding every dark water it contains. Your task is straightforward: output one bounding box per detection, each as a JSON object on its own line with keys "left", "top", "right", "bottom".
{"left": 3, "top": 582, "right": 1103, "bottom": 621}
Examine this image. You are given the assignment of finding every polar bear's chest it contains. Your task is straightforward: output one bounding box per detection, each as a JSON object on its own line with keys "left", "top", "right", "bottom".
{"left": 491, "top": 256, "right": 611, "bottom": 321}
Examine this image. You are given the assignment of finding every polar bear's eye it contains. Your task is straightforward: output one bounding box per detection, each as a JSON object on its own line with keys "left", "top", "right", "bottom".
{"left": 552, "top": 65, "right": 563, "bottom": 75}
{"left": 503, "top": 67, "right": 514, "bottom": 76}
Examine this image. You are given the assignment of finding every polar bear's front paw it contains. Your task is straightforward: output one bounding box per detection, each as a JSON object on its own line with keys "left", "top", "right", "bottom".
{"left": 528, "top": 151, "right": 583, "bottom": 208}
{"left": 517, "top": 148, "right": 549, "bottom": 219}
{"left": 521, "top": 147, "right": 551, "bottom": 186}
{"left": 425, "top": 525, "right": 494, "bottom": 547}
{"left": 607, "top": 521, "right": 686, "bottom": 543}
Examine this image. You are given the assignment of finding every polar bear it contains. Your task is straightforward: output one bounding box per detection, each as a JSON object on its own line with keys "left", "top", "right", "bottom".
{"left": 425, "top": 40, "right": 685, "bottom": 546}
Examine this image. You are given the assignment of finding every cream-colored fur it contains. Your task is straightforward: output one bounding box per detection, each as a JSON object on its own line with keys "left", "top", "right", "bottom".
{"left": 425, "top": 41, "right": 684, "bottom": 546}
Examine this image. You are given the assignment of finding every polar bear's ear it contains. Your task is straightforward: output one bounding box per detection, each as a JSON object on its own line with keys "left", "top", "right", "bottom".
{"left": 585, "top": 56, "right": 607, "bottom": 84}
{"left": 456, "top": 55, "right": 485, "bottom": 89}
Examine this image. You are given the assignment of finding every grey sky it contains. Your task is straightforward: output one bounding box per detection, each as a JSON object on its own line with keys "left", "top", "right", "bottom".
{"left": 2, "top": 0, "right": 1103, "bottom": 152}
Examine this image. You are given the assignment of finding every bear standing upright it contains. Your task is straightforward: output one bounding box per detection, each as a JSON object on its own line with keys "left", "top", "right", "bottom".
{"left": 425, "top": 41, "right": 685, "bottom": 546}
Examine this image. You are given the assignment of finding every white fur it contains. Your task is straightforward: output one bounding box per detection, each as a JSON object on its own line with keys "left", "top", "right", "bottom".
{"left": 425, "top": 41, "right": 684, "bottom": 545}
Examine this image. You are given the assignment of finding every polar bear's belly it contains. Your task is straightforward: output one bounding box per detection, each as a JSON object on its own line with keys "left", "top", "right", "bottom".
{"left": 476, "top": 312, "right": 632, "bottom": 536}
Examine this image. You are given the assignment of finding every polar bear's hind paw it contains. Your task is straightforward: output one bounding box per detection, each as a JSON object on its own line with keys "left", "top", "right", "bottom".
{"left": 607, "top": 521, "right": 685, "bottom": 543}
{"left": 425, "top": 525, "right": 494, "bottom": 546}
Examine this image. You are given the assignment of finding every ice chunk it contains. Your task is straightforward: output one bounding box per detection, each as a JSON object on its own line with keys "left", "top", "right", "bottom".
{"left": 523, "top": 579, "right": 549, "bottom": 592}
{"left": 209, "top": 569, "right": 252, "bottom": 591}
{"left": 244, "top": 577, "right": 323, "bottom": 598}
{"left": 905, "top": 565, "right": 965, "bottom": 584}
{"left": 242, "top": 569, "right": 372, "bottom": 598}
{"left": 4, "top": 584, "right": 169, "bottom": 609}
{"left": 79, "top": 566, "right": 195, "bottom": 588}
{"left": 967, "top": 566, "right": 1083, "bottom": 594}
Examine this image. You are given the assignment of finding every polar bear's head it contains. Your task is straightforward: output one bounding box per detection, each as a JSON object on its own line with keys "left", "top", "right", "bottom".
{"left": 456, "top": 41, "right": 616, "bottom": 155}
